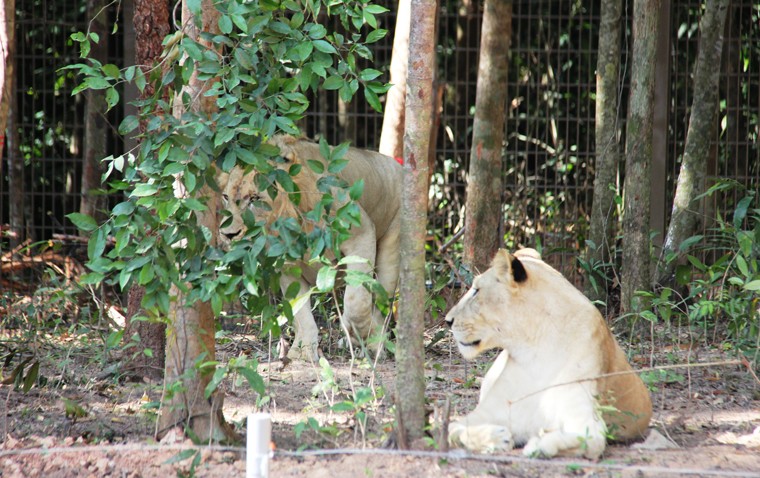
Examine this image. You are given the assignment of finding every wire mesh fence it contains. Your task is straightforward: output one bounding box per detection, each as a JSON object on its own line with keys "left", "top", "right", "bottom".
{"left": 1, "top": 0, "right": 759, "bottom": 292}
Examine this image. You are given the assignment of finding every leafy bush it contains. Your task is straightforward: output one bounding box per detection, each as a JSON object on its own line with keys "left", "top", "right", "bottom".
{"left": 63, "top": 0, "right": 389, "bottom": 337}
{"left": 636, "top": 181, "right": 759, "bottom": 362}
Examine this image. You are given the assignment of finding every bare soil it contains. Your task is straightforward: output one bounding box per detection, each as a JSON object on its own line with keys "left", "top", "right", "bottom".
{"left": 1, "top": 323, "right": 759, "bottom": 478}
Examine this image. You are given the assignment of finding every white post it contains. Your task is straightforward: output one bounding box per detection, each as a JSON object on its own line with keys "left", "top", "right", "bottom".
{"left": 246, "top": 413, "right": 271, "bottom": 478}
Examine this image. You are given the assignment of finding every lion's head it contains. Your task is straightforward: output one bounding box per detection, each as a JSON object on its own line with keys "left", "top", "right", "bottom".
{"left": 217, "top": 135, "right": 324, "bottom": 246}
{"left": 445, "top": 248, "right": 590, "bottom": 360}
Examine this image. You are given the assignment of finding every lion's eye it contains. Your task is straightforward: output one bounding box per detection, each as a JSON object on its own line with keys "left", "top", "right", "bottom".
{"left": 222, "top": 194, "right": 229, "bottom": 204}
{"left": 471, "top": 288, "right": 479, "bottom": 297}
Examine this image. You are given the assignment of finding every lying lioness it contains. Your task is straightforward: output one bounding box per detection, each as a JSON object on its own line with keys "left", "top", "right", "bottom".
{"left": 446, "top": 248, "right": 652, "bottom": 459}
{"left": 218, "top": 135, "right": 402, "bottom": 361}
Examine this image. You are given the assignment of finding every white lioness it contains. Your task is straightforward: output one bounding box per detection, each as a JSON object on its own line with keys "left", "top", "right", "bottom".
{"left": 446, "top": 248, "right": 652, "bottom": 459}
{"left": 218, "top": 135, "right": 402, "bottom": 361}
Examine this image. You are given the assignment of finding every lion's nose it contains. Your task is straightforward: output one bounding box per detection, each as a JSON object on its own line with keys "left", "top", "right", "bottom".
{"left": 222, "top": 230, "right": 241, "bottom": 242}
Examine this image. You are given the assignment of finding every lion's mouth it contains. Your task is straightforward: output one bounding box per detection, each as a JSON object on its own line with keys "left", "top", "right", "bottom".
{"left": 459, "top": 339, "right": 482, "bottom": 348}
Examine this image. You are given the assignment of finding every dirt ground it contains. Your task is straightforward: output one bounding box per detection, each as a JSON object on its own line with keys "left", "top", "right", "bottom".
{"left": 1, "top": 327, "right": 759, "bottom": 477}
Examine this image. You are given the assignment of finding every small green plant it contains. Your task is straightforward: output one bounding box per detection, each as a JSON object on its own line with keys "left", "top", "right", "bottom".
{"left": 165, "top": 449, "right": 201, "bottom": 478}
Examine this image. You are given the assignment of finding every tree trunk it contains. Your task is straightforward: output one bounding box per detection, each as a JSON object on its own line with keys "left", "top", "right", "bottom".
{"left": 657, "top": 0, "right": 729, "bottom": 284}
{"left": 378, "top": 0, "right": 410, "bottom": 160}
{"left": 2, "top": 0, "right": 23, "bottom": 247}
{"left": 379, "top": 1, "right": 439, "bottom": 188}
{"left": 462, "top": 0, "right": 512, "bottom": 274}
{"left": 122, "top": 0, "right": 171, "bottom": 383}
{"left": 396, "top": 0, "right": 436, "bottom": 447}
{"left": 586, "top": 0, "right": 622, "bottom": 302}
{"left": 79, "top": 0, "right": 108, "bottom": 227}
{"left": 0, "top": 0, "right": 14, "bottom": 166}
{"left": 621, "top": 0, "right": 660, "bottom": 314}
{"left": 157, "top": 0, "right": 235, "bottom": 443}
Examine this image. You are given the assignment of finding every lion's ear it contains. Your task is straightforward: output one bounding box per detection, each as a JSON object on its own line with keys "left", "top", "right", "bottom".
{"left": 216, "top": 171, "right": 230, "bottom": 189}
{"left": 510, "top": 256, "right": 528, "bottom": 283}
{"left": 491, "top": 250, "right": 528, "bottom": 284}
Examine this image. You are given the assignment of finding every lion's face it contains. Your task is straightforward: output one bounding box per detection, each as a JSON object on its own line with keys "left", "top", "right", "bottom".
{"left": 445, "top": 249, "right": 531, "bottom": 360}
{"left": 217, "top": 137, "right": 311, "bottom": 247}
{"left": 218, "top": 167, "right": 261, "bottom": 245}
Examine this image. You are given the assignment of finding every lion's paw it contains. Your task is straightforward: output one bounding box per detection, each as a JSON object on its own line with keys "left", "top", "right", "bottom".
{"left": 523, "top": 436, "right": 557, "bottom": 458}
{"left": 286, "top": 339, "right": 320, "bottom": 362}
{"left": 449, "top": 422, "right": 514, "bottom": 453}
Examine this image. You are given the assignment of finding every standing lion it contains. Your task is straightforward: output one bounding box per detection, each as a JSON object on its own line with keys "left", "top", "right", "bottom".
{"left": 446, "top": 248, "right": 652, "bottom": 459}
{"left": 218, "top": 135, "right": 402, "bottom": 361}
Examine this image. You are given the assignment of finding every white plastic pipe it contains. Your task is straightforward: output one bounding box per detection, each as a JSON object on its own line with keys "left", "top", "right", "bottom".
{"left": 246, "top": 413, "right": 271, "bottom": 478}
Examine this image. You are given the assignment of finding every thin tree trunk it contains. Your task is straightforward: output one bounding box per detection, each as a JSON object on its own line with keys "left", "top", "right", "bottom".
{"left": 0, "top": 0, "right": 14, "bottom": 166}
{"left": 2, "top": 0, "right": 23, "bottom": 247}
{"left": 80, "top": 0, "right": 108, "bottom": 227}
{"left": 157, "top": 0, "right": 235, "bottom": 443}
{"left": 378, "top": 0, "right": 410, "bottom": 160}
{"left": 621, "top": 0, "right": 660, "bottom": 314}
{"left": 586, "top": 0, "right": 622, "bottom": 302}
{"left": 397, "top": 0, "right": 436, "bottom": 446}
{"left": 657, "top": 0, "right": 729, "bottom": 284}
{"left": 122, "top": 0, "right": 171, "bottom": 383}
{"left": 462, "top": 0, "right": 512, "bottom": 274}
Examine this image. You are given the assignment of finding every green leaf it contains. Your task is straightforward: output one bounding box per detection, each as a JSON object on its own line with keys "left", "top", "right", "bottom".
{"left": 736, "top": 254, "right": 749, "bottom": 277}
{"left": 364, "top": 87, "right": 382, "bottom": 113}
{"left": 132, "top": 183, "right": 159, "bottom": 197}
{"left": 733, "top": 195, "right": 753, "bottom": 229}
{"left": 231, "top": 14, "right": 248, "bottom": 33}
{"left": 118, "top": 115, "right": 139, "bottom": 135}
{"left": 677, "top": 235, "right": 703, "bottom": 253}
{"left": 218, "top": 15, "right": 233, "bottom": 34}
{"left": 359, "top": 68, "right": 382, "bottom": 82}
{"left": 112, "top": 201, "right": 135, "bottom": 216}
{"left": 186, "top": 0, "right": 202, "bottom": 16}
{"left": 365, "top": 28, "right": 387, "bottom": 44}
{"left": 88, "top": 229, "right": 107, "bottom": 261}
{"left": 312, "top": 39, "right": 337, "bottom": 54}
{"left": 330, "top": 401, "right": 355, "bottom": 412}
{"left": 743, "top": 280, "right": 760, "bottom": 291}
{"left": 67, "top": 212, "right": 98, "bottom": 232}
{"left": 322, "top": 75, "right": 344, "bottom": 90}
{"left": 105, "top": 88, "right": 120, "bottom": 111}
{"left": 237, "top": 366, "right": 266, "bottom": 395}
{"left": 316, "top": 266, "right": 337, "bottom": 292}
{"left": 101, "top": 63, "right": 121, "bottom": 79}
{"left": 204, "top": 366, "right": 227, "bottom": 399}
{"left": 364, "top": 4, "right": 389, "bottom": 14}
{"left": 306, "top": 159, "right": 324, "bottom": 174}
{"left": 349, "top": 179, "right": 364, "bottom": 201}
{"left": 22, "top": 361, "right": 40, "bottom": 393}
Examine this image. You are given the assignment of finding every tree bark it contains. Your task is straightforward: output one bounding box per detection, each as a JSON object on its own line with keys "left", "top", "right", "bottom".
{"left": 122, "top": 0, "right": 170, "bottom": 383}
{"left": 656, "top": 0, "right": 729, "bottom": 284}
{"left": 462, "top": 0, "right": 512, "bottom": 274}
{"left": 586, "top": 0, "right": 622, "bottom": 302}
{"left": 621, "top": 0, "right": 660, "bottom": 313}
{"left": 79, "top": 0, "right": 108, "bottom": 227}
{"left": 2, "top": 0, "right": 23, "bottom": 247}
{"left": 396, "top": 0, "right": 436, "bottom": 446}
{"left": 157, "top": 0, "right": 235, "bottom": 443}
{"left": 0, "top": 0, "right": 14, "bottom": 166}
{"left": 378, "top": 0, "right": 410, "bottom": 160}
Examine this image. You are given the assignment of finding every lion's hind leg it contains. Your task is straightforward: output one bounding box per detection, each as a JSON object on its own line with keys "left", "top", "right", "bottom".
{"left": 449, "top": 420, "right": 514, "bottom": 453}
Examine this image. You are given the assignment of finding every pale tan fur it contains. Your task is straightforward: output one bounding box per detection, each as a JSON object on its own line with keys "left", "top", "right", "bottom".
{"left": 218, "top": 135, "right": 402, "bottom": 360}
{"left": 446, "top": 249, "right": 652, "bottom": 459}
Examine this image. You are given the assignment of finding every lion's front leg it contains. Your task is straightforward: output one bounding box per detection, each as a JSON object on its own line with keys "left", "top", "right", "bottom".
{"left": 449, "top": 419, "right": 514, "bottom": 453}
{"left": 338, "top": 211, "right": 386, "bottom": 355}
{"left": 282, "top": 276, "right": 320, "bottom": 362}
